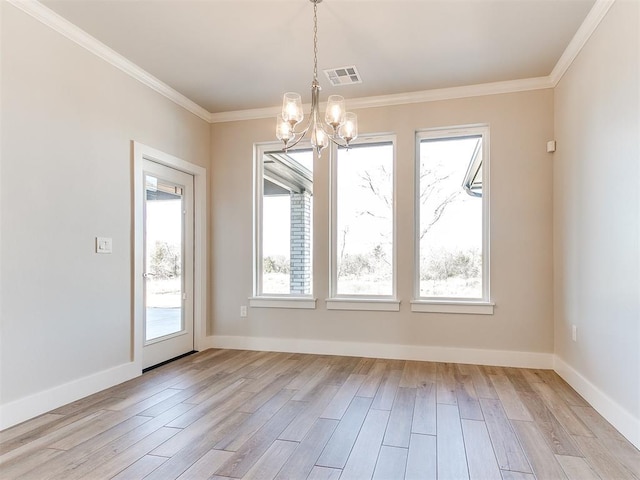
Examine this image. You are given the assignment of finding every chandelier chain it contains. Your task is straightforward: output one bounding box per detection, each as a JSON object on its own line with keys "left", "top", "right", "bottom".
{"left": 276, "top": 0, "right": 357, "bottom": 154}
{"left": 313, "top": 0, "right": 318, "bottom": 81}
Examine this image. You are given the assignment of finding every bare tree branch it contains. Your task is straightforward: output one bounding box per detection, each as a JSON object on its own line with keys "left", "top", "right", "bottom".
{"left": 359, "top": 210, "right": 385, "bottom": 220}
{"left": 419, "top": 190, "right": 460, "bottom": 239}
{"left": 358, "top": 170, "right": 390, "bottom": 208}
{"left": 338, "top": 226, "right": 349, "bottom": 276}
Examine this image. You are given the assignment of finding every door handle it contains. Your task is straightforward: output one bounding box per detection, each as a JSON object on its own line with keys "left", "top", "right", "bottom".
{"left": 143, "top": 272, "right": 156, "bottom": 278}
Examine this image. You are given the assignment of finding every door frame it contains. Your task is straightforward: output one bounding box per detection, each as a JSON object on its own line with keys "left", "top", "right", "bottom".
{"left": 132, "top": 141, "right": 207, "bottom": 370}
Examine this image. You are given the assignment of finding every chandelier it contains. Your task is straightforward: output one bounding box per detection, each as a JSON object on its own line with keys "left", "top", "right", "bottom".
{"left": 276, "top": 0, "right": 358, "bottom": 156}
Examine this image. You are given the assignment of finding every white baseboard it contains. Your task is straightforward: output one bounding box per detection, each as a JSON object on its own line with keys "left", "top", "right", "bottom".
{"left": 204, "top": 336, "right": 638, "bottom": 447}
{"left": 5, "top": 338, "right": 635, "bottom": 450}
{"left": 554, "top": 356, "right": 640, "bottom": 449}
{"left": 203, "top": 335, "right": 554, "bottom": 369}
{"left": 0, "top": 361, "right": 140, "bottom": 430}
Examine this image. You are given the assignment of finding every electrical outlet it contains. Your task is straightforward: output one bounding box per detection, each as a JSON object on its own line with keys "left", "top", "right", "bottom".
{"left": 572, "top": 325, "right": 577, "bottom": 342}
{"left": 240, "top": 306, "right": 247, "bottom": 318}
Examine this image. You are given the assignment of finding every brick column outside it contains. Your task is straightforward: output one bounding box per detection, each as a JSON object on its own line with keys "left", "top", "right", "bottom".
{"left": 290, "top": 190, "right": 312, "bottom": 294}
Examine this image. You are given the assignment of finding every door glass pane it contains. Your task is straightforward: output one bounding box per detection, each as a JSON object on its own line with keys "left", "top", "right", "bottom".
{"left": 145, "top": 175, "right": 184, "bottom": 341}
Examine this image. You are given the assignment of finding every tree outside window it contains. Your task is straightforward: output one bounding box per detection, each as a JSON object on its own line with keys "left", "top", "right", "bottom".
{"left": 334, "top": 140, "right": 395, "bottom": 297}
{"left": 417, "top": 127, "right": 488, "bottom": 300}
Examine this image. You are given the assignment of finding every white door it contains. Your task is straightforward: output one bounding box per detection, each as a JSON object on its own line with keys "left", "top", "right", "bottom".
{"left": 142, "top": 160, "right": 194, "bottom": 369}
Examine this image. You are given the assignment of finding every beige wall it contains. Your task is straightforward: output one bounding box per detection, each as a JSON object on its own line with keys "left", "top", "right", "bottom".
{"left": 2, "top": 0, "right": 636, "bottom": 444}
{"left": 0, "top": 3, "right": 210, "bottom": 405}
{"left": 554, "top": 0, "right": 639, "bottom": 428}
{"left": 210, "top": 89, "right": 555, "bottom": 356}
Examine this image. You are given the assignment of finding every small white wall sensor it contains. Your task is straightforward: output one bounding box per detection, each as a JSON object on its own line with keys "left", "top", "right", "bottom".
{"left": 96, "top": 237, "right": 113, "bottom": 254}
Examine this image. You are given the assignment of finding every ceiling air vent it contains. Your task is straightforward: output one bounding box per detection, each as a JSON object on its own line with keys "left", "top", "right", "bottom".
{"left": 324, "top": 66, "right": 362, "bottom": 86}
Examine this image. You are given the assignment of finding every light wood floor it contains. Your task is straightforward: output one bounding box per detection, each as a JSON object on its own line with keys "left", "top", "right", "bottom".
{"left": 1, "top": 349, "right": 639, "bottom": 480}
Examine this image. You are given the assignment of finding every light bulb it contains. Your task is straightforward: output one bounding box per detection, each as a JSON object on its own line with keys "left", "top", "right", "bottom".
{"left": 325, "top": 95, "right": 345, "bottom": 131}
{"left": 311, "top": 126, "right": 329, "bottom": 156}
{"left": 282, "top": 92, "right": 303, "bottom": 126}
{"left": 339, "top": 112, "right": 358, "bottom": 145}
{"left": 276, "top": 115, "right": 294, "bottom": 146}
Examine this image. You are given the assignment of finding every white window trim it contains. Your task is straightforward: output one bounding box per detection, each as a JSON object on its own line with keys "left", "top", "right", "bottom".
{"left": 413, "top": 124, "right": 492, "bottom": 311}
{"left": 410, "top": 300, "right": 494, "bottom": 315}
{"left": 328, "top": 134, "right": 398, "bottom": 308}
{"left": 249, "top": 297, "right": 317, "bottom": 309}
{"left": 253, "top": 141, "right": 316, "bottom": 307}
{"left": 326, "top": 298, "right": 400, "bottom": 312}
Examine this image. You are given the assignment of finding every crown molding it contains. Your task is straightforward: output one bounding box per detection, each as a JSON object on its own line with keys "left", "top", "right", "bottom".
{"left": 9, "top": 0, "right": 614, "bottom": 125}
{"left": 209, "top": 76, "right": 554, "bottom": 124}
{"left": 6, "top": 0, "right": 212, "bottom": 123}
{"left": 549, "top": 0, "right": 615, "bottom": 86}
{"left": 209, "top": 105, "right": 281, "bottom": 124}
{"left": 339, "top": 76, "right": 555, "bottom": 110}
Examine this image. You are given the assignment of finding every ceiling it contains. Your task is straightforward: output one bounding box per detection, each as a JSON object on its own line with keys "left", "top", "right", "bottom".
{"left": 41, "top": 0, "right": 596, "bottom": 115}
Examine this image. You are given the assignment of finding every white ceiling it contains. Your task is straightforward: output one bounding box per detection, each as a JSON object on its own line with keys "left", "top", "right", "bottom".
{"left": 41, "top": 0, "right": 596, "bottom": 115}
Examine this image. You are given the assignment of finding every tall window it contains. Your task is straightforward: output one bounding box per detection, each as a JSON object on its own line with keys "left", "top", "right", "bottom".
{"left": 256, "top": 144, "right": 313, "bottom": 296}
{"left": 332, "top": 137, "right": 395, "bottom": 297}
{"left": 416, "top": 126, "right": 489, "bottom": 302}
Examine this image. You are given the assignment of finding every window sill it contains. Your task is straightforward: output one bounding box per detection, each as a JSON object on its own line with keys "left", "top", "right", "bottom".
{"left": 326, "top": 298, "right": 400, "bottom": 312}
{"left": 410, "top": 300, "right": 494, "bottom": 315}
{"left": 249, "top": 297, "right": 317, "bottom": 309}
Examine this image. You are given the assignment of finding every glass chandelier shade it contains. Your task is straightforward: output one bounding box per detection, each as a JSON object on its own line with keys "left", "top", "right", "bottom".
{"left": 325, "top": 95, "right": 346, "bottom": 130}
{"left": 282, "top": 93, "right": 303, "bottom": 127}
{"left": 276, "top": 0, "right": 358, "bottom": 156}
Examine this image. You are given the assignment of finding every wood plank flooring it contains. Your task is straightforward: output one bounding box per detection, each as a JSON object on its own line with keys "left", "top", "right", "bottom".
{"left": 1, "top": 349, "right": 638, "bottom": 479}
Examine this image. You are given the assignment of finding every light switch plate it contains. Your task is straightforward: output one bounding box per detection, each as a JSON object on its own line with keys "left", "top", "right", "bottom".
{"left": 96, "top": 237, "right": 113, "bottom": 254}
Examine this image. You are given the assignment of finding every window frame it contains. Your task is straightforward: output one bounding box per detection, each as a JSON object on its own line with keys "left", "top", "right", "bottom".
{"left": 328, "top": 134, "right": 399, "bottom": 311}
{"left": 412, "top": 125, "right": 493, "bottom": 315}
{"left": 251, "top": 141, "right": 317, "bottom": 309}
